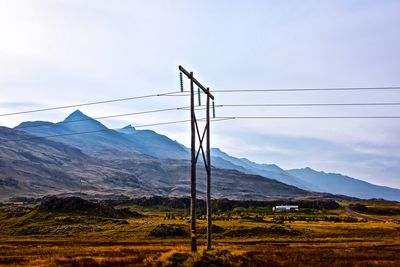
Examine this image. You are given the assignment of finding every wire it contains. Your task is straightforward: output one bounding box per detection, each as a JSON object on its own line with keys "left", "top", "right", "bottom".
{"left": 162, "top": 92, "right": 199, "bottom": 96}
{"left": 9, "top": 102, "right": 400, "bottom": 130}
{"left": 1, "top": 117, "right": 234, "bottom": 144}
{"left": 219, "top": 102, "right": 400, "bottom": 107}
{"left": 0, "top": 91, "right": 186, "bottom": 117}
{"left": 178, "top": 105, "right": 223, "bottom": 111}
{"left": 134, "top": 117, "right": 233, "bottom": 128}
{"left": 213, "top": 86, "right": 400, "bottom": 93}
{"left": 1, "top": 128, "right": 117, "bottom": 144}
{"left": 217, "top": 116, "right": 400, "bottom": 119}
{"left": 15, "top": 106, "right": 192, "bottom": 130}
{"left": 3, "top": 114, "right": 399, "bottom": 144}
{"left": 2, "top": 86, "right": 399, "bottom": 117}
{"left": 1, "top": 115, "right": 399, "bottom": 144}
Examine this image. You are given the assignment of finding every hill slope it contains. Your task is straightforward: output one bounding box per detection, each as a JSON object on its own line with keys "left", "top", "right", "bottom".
{"left": 16, "top": 110, "right": 188, "bottom": 160}
{"left": 211, "top": 148, "right": 314, "bottom": 190}
{"left": 13, "top": 110, "right": 400, "bottom": 201}
{"left": 15, "top": 110, "right": 311, "bottom": 187}
{"left": 0, "top": 126, "right": 151, "bottom": 201}
{"left": 0, "top": 126, "right": 324, "bottom": 201}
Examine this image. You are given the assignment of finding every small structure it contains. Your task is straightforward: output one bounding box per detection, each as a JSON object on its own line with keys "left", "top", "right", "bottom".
{"left": 273, "top": 205, "right": 299, "bottom": 212}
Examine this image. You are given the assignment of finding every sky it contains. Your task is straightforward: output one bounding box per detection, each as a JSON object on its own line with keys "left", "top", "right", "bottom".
{"left": 0, "top": 0, "right": 399, "bottom": 188}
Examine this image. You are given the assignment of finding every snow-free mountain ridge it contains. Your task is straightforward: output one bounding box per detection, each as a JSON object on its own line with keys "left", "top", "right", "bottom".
{"left": 1, "top": 125, "right": 325, "bottom": 201}
{"left": 13, "top": 110, "right": 400, "bottom": 201}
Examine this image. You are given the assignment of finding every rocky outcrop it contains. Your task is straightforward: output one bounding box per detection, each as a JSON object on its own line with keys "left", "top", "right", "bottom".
{"left": 38, "top": 196, "right": 141, "bottom": 218}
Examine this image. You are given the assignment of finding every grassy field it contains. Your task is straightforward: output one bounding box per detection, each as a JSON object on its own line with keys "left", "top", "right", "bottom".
{"left": 0, "top": 199, "right": 399, "bottom": 266}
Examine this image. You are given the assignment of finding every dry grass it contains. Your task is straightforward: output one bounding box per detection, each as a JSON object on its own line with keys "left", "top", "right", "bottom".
{"left": 0, "top": 201, "right": 399, "bottom": 266}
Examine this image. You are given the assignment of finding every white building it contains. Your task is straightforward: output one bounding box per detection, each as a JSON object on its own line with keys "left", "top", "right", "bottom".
{"left": 273, "top": 205, "right": 299, "bottom": 212}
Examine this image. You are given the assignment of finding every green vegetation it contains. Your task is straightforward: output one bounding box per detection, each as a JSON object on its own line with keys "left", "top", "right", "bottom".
{"left": 350, "top": 203, "right": 400, "bottom": 216}
{"left": 149, "top": 224, "right": 189, "bottom": 238}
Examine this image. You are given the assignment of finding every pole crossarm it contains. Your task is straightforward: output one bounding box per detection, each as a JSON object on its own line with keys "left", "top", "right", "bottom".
{"left": 179, "top": 65, "right": 215, "bottom": 100}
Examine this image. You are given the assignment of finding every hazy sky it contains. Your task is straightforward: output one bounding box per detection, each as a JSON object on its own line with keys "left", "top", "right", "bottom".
{"left": 1, "top": 1, "right": 399, "bottom": 188}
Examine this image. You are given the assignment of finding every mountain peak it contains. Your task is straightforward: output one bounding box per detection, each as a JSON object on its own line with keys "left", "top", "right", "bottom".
{"left": 118, "top": 125, "right": 136, "bottom": 135}
{"left": 64, "top": 110, "right": 91, "bottom": 122}
{"left": 122, "top": 125, "right": 135, "bottom": 130}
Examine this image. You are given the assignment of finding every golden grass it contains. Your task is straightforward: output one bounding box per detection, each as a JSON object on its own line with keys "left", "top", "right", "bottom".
{"left": 0, "top": 201, "right": 399, "bottom": 266}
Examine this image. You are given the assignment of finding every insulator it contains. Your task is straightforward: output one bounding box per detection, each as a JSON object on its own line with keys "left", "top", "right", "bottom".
{"left": 198, "top": 88, "right": 201, "bottom": 106}
{"left": 212, "top": 101, "right": 216, "bottom": 118}
{"left": 179, "top": 72, "right": 184, "bottom": 92}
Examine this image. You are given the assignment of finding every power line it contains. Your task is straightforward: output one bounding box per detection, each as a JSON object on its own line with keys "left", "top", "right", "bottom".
{"left": 168, "top": 102, "right": 400, "bottom": 113}
{"left": 2, "top": 115, "right": 400, "bottom": 144}
{"left": 133, "top": 117, "right": 232, "bottom": 128}
{"left": 219, "top": 102, "right": 400, "bottom": 107}
{"left": 15, "top": 106, "right": 193, "bottom": 130}
{"left": 170, "top": 102, "right": 400, "bottom": 111}
{"left": 1, "top": 128, "right": 117, "bottom": 144}
{"left": 1, "top": 117, "right": 233, "bottom": 144}
{"left": 2, "top": 86, "right": 399, "bottom": 117}
{"left": 4, "top": 114, "right": 400, "bottom": 144}
{"left": 213, "top": 86, "right": 400, "bottom": 93}
{"left": 216, "top": 116, "right": 400, "bottom": 119}
{"left": 4, "top": 100, "right": 400, "bottom": 132}
{"left": 1, "top": 124, "right": 164, "bottom": 144}
{"left": 0, "top": 91, "right": 186, "bottom": 117}
{"left": 8, "top": 102, "right": 400, "bottom": 130}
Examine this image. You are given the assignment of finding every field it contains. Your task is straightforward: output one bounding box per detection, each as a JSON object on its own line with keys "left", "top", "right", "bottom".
{"left": 0, "top": 198, "right": 399, "bottom": 266}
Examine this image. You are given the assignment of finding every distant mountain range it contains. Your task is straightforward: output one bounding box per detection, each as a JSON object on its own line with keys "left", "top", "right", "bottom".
{"left": 0, "top": 110, "right": 398, "bottom": 201}
{"left": 287, "top": 168, "right": 400, "bottom": 201}
{"left": 210, "top": 148, "right": 400, "bottom": 201}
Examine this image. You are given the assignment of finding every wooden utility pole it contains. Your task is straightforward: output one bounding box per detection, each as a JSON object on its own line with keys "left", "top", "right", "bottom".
{"left": 206, "top": 90, "right": 212, "bottom": 250}
{"left": 189, "top": 71, "right": 197, "bottom": 252}
{"left": 179, "top": 65, "right": 214, "bottom": 252}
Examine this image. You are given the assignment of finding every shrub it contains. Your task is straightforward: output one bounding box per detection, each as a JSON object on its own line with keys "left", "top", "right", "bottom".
{"left": 149, "top": 224, "right": 189, "bottom": 238}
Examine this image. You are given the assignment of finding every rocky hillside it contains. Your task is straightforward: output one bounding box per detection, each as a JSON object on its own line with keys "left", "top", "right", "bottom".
{"left": 15, "top": 110, "right": 400, "bottom": 201}
{"left": 0, "top": 126, "right": 325, "bottom": 201}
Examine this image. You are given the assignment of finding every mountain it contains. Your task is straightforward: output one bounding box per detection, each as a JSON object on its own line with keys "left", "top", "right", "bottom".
{"left": 16, "top": 110, "right": 188, "bottom": 159}
{"left": 209, "top": 149, "right": 400, "bottom": 201}
{"left": 0, "top": 126, "right": 150, "bottom": 201}
{"left": 12, "top": 110, "right": 400, "bottom": 201}
{"left": 0, "top": 126, "right": 325, "bottom": 201}
{"left": 211, "top": 148, "right": 315, "bottom": 190}
{"left": 117, "top": 125, "right": 188, "bottom": 159}
{"left": 287, "top": 167, "right": 400, "bottom": 201}
{"left": 16, "top": 110, "right": 141, "bottom": 153}
{"left": 96, "top": 150, "right": 319, "bottom": 200}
